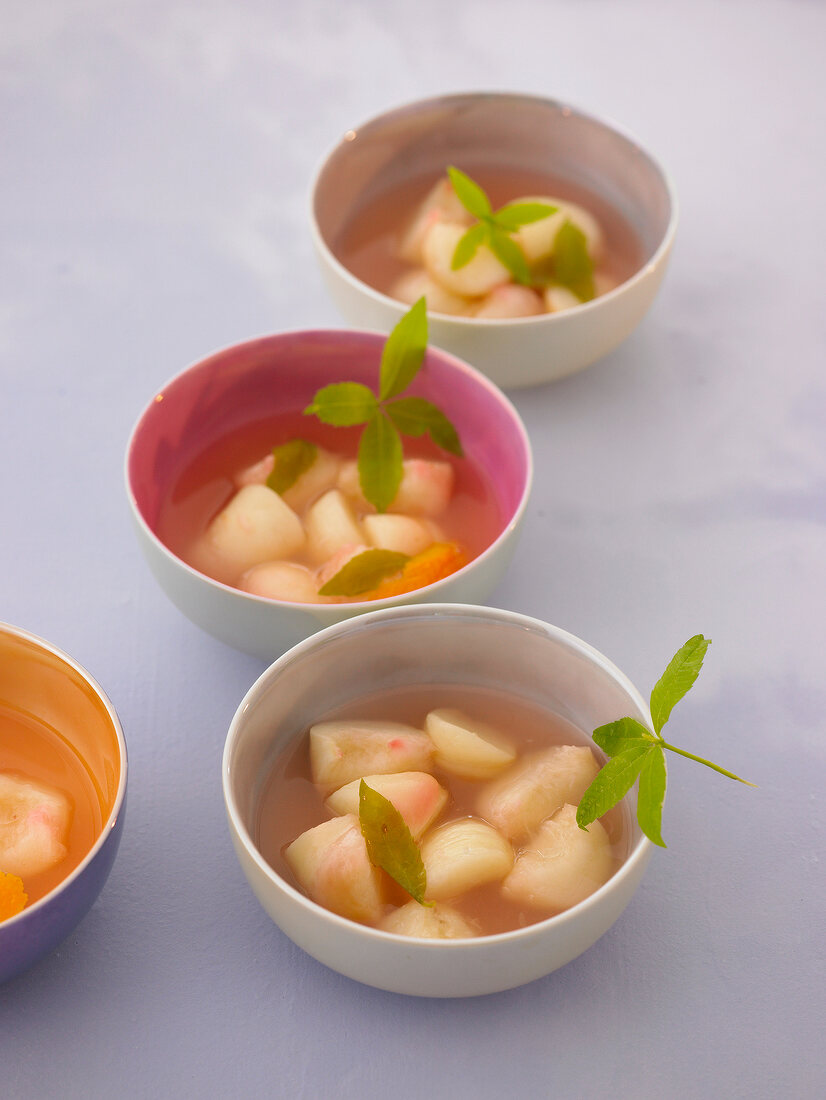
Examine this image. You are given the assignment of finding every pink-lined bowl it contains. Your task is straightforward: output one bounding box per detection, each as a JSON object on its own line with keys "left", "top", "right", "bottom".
{"left": 125, "top": 329, "right": 532, "bottom": 660}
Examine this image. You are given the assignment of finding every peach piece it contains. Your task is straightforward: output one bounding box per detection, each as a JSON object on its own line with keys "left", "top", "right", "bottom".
{"left": 284, "top": 815, "right": 385, "bottom": 925}
{"left": 380, "top": 900, "right": 478, "bottom": 939}
{"left": 544, "top": 285, "right": 581, "bottom": 314}
{"left": 363, "top": 514, "right": 438, "bottom": 556}
{"left": 397, "top": 177, "right": 473, "bottom": 265}
{"left": 239, "top": 561, "right": 321, "bottom": 603}
{"left": 423, "top": 221, "right": 510, "bottom": 298}
{"left": 511, "top": 196, "right": 603, "bottom": 264}
{"left": 305, "top": 489, "right": 364, "bottom": 565}
{"left": 421, "top": 818, "right": 514, "bottom": 901}
{"left": 392, "top": 269, "right": 471, "bottom": 317}
{"left": 338, "top": 459, "right": 454, "bottom": 518}
{"left": 309, "top": 720, "right": 434, "bottom": 794}
{"left": 473, "top": 284, "right": 545, "bottom": 319}
{"left": 198, "top": 484, "right": 305, "bottom": 580}
{"left": 325, "top": 772, "right": 447, "bottom": 840}
{"left": 477, "top": 745, "right": 600, "bottom": 841}
{"left": 0, "top": 773, "right": 70, "bottom": 878}
{"left": 502, "top": 804, "right": 613, "bottom": 911}
{"left": 425, "top": 709, "right": 516, "bottom": 779}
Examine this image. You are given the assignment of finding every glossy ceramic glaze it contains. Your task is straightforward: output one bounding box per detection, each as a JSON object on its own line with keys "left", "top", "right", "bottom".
{"left": 126, "top": 330, "right": 532, "bottom": 660}
{"left": 0, "top": 623, "right": 127, "bottom": 984}
{"left": 311, "top": 91, "right": 677, "bottom": 387}
{"left": 223, "top": 605, "right": 653, "bottom": 997}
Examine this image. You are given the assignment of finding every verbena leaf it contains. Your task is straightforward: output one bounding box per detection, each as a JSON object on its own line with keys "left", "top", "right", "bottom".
{"left": 494, "top": 201, "right": 557, "bottom": 230}
{"left": 318, "top": 548, "right": 409, "bottom": 597}
{"left": 385, "top": 396, "right": 463, "bottom": 456}
{"left": 379, "top": 296, "right": 428, "bottom": 401}
{"left": 359, "top": 780, "right": 430, "bottom": 905}
{"left": 488, "top": 228, "right": 531, "bottom": 285}
{"left": 447, "top": 165, "right": 492, "bottom": 220}
{"left": 592, "top": 716, "right": 652, "bottom": 757}
{"left": 649, "top": 635, "right": 711, "bottom": 735}
{"left": 304, "top": 382, "right": 378, "bottom": 426}
{"left": 451, "top": 222, "right": 488, "bottom": 270}
{"left": 637, "top": 747, "right": 668, "bottom": 847}
{"left": 553, "top": 220, "right": 596, "bottom": 301}
{"left": 265, "top": 439, "right": 318, "bottom": 495}
{"left": 358, "top": 412, "right": 403, "bottom": 512}
{"left": 576, "top": 743, "right": 652, "bottom": 829}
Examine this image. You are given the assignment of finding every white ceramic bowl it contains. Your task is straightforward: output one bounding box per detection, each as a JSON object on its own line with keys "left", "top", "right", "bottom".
{"left": 223, "top": 605, "right": 653, "bottom": 997}
{"left": 311, "top": 91, "right": 677, "bottom": 388}
{"left": 126, "top": 330, "right": 532, "bottom": 661}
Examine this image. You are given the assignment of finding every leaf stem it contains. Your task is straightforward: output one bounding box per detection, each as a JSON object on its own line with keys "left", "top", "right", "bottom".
{"left": 659, "top": 740, "right": 757, "bottom": 786}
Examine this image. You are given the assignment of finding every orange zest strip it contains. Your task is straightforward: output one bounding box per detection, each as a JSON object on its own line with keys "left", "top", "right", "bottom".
{"left": 365, "top": 542, "right": 467, "bottom": 601}
{"left": 0, "top": 871, "right": 28, "bottom": 921}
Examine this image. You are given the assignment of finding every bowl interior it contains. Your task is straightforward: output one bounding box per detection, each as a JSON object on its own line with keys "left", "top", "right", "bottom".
{"left": 128, "top": 330, "right": 530, "bottom": 545}
{"left": 313, "top": 91, "right": 673, "bottom": 284}
{"left": 227, "top": 605, "right": 649, "bottom": 870}
{"left": 0, "top": 627, "right": 123, "bottom": 826}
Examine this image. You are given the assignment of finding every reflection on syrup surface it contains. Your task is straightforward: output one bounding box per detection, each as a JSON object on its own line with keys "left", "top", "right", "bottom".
{"left": 256, "top": 683, "right": 629, "bottom": 937}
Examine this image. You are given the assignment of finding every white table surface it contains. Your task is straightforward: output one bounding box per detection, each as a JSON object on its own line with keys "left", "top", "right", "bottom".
{"left": 2, "top": 2, "right": 823, "bottom": 1096}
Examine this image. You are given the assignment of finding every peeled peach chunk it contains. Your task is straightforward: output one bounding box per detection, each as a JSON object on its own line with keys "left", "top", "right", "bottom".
{"left": 423, "top": 221, "right": 510, "bottom": 298}
{"left": 421, "top": 818, "right": 514, "bottom": 901}
{"left": 477, "top": 745, "right": 600, "bottom": 841}
{"left": 473, "top": 284, "right": 545, "bottom": 319}
{"left": 391, "top": 459, "right": 454, "bottom": 518}
{"left": 425, "top": 709, "right": 516, "bottom": 779}
{"left": 380, "top": 899, "right": 478, "bottom": 939}
{"left": 200, "top": 484, "right": 305, "bottom": 579}
{"left": 305, "top": 489, "right": 364, "bottom": 564}
{"left": 363, "top": 514, "right": 438, "bottom": 557}
{"left": 325, "top": 771, "right": 447, "bottom": 840}
{"left": 392, "top": 269, "right": 471, "bottom": 317}
{"left": 281, "top": 448, "right": 342, "bottom": 514}
{"left": 397, "top": 177, "right": 473, "bottom": 265}
{"left": 0, "top": 871, "right": 28, "bottom": 921}
{"left": 309, "top": 720, "right": 434, "bottom": 793}
{"left": 284, "top": 814, "right": 384, "bottom": 925}
{"left": 544, "top": 285, "right": 581, "bottom": 314}
{"left": 511, "top": 196, "right": 603, "bottom": 265}
{"left": 338, "top": 459, "right": 454, "bottom": 519}
{"left": 0, "top": 773, "right": 70, "bottom": 878}
{"left": 239, "top": 561, "right": 321, "bottom": 603}
{"left": 502, "top": 804, "right": 613, "bottom": 911}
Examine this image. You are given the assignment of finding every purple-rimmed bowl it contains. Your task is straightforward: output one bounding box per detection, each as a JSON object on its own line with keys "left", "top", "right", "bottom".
{"left": 0, "top": 623, "right": 127, "bottom": 984}
{"left": 126, "top": 329, "right": 532, "bottom": 660}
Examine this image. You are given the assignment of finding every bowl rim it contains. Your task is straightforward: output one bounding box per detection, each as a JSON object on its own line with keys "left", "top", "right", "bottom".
{"left": 0, "top": 620, "right": 128, "bottom": 928}
{"left": 222, "top": 602, "right": 654, "bottom": 951}
{"left": 308, "top": 88, "right": 679, "bottom": 328}
{"left": 124, "top": 326, "right": 534, "bottom": 613}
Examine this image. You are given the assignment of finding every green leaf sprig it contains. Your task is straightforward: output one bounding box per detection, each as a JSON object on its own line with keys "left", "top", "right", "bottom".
{"left": 303, "top": 298, "right": 462, "bottom": 512}
{"left": 358, "top": 780, "right": 431, "bottom": 906}
{"left": 576, "top": 635, "right": 756, "bottom": 847}
{"left": 318, "top": 548, "right": 409, "bottom": 597}
{"left": 448, "top": 166, "right": 556, "bottom": 286}
{"left": 266, "top": 438, "right": 318, "bottom": 495}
